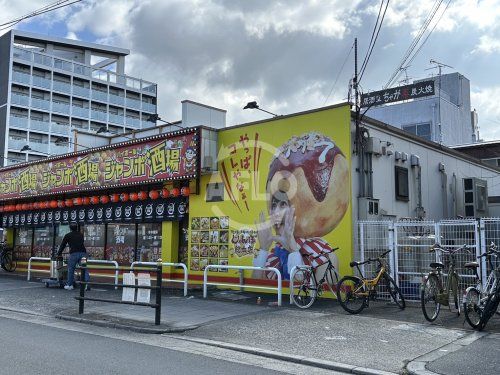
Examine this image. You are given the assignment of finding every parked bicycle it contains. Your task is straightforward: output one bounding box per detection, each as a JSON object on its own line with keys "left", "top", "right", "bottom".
{"left": 463, "top": 242, "right": 500, "bottom": 330}
{"left": 290, "top": 247, "right": 340, "bottom": 309}
{"left": 420, "top": 243, "right": 470, "bottom": 322}
{"left": 336, "top": 249, "right": 405, "bottom": 314}
{"left": 0, "top": 241, "right": 17, "bottom": 272}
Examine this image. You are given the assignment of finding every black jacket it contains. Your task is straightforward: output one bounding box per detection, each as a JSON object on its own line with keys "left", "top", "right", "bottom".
{"left": 57, "top": 231, "right": 87, "bottom": 255}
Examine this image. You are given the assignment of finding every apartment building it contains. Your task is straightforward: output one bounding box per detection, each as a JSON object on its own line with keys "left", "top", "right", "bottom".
{"left": 0, "top": 30, "right": 157, "bottom": 165}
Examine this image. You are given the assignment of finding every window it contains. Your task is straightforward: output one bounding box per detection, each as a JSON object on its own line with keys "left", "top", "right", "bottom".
{"left": 105, "top": 224, "right": 136, "bottom": 265}
{"left": 14, "top": 228, "right": 33, "bottom": 261}
{"left": 137, "top": 223, "right": 162, "bottom": 262}
{"left": 84, "top": 224, "right": 105, "bottom": 259}
{"left": 403, "top": 123, "right": 431, "bottom": 141}
{"left": 395, "top": 166, "right": 409, "bottom": 201}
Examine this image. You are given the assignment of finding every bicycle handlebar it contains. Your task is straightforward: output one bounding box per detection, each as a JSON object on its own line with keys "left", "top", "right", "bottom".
{"left": 362, "top": 249, "right": 391, "bottom": 265}
{"left": 430, "top": 243, "right": 469, "bottom": 254}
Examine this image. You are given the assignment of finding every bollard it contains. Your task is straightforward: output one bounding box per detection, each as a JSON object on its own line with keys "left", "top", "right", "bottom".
{"left": 79, "top": 257, "right": 87, "bottom": 314}
{"left": 155, "top": 258, "right": 163, "bottom": 325}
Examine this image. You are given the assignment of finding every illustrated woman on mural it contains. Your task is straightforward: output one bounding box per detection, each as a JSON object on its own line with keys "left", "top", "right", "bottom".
{"left": 253, "top": 132, "right": 350, "bottom": 279}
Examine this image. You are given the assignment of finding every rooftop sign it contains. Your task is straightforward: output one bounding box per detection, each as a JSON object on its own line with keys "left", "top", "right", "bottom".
{"left": 361, "top": 80, "right": 435, "bottom": 108}
{"left": 0, "top": 129, "right": 198, "bottom": 201}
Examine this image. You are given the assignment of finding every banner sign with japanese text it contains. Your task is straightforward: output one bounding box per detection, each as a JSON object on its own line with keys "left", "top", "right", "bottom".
{"left": 0, "top": 130, "right": 198, "bottom": 201}
{"left": 1, "top": 198, "right": 187, "bottom": 228}
{"left": 360, "top": 80, "right": 435, "bottom": 108}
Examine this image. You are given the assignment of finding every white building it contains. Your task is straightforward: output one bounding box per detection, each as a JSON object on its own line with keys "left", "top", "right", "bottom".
{"left": 0, "top": 30, "right": 158, "bottom": 165}
{"left": 364, "top": 73, "right": 479, "bottom": 147}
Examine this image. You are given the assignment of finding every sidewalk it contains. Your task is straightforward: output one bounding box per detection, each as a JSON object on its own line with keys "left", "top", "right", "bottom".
{"left": 1, "top": 272, "right": 499, "bottom": 374}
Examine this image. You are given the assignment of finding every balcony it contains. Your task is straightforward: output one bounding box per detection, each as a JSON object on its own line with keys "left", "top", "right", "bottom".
{"left": 72, "top": 106, "right": 89, "bottom": 118}
{"left": 141, "top": 120, "right": 155, "bottom": 129}
{"left": 11, "top": 93, "right": 30, "bottom": 107}
{"left": 50, "top": 144, "right": 70, "bottom": 155}
{"left": 92, "top": 90, "right": 108, "bottom": 102}
{"left": 12, "top": 71, "right": 31, "bottom": 85}
{"left": 73, "top": 86, "right": 90, "bottom": 98}
{"left": 109, "top": 113, "right": 124, "bottom": 125}
{"left": 32, "top": 76, "right": 51, "bottom": 90}
{"left": 9, "top": 116, "right": 29, "bottom": 129}
{"left": 12, "top": 47, "right": 32, "bottom": 62}
{"left": 54, "top": 58, "right": 72, "bottom": 72}
{"left": 91, "top": 109, "right": 107, "bottom": 122}
{"left": 31, "top": 97, "right": 51, "bottom": 111}
{"left": 52, "top": 101, "right": 71, "bottom": 115}
{"left": 109, "top": 94, "right": 125, "bottom": 106}
{"left": 30, "top": 119, "right": 50, "bottom": 133}
{"left": 33, "top": 53, "right": 53, "bottom": 68}
{"left": 8, "top": 139, "right": 28, "bottom": 151}
{"left": 51, "top": 123, "right": 70, "bottom": 136}
{"left": 73, "top": 64, "right": 91, "bottom": 76}
{"left": 125, "top": 116, "right": 141, "bottom": 128}
{"left": 126, "top": 98, "right": 141, "bottom": 110}
{"left": 53, "top": 80, "right": 71, "bottom": 94}
{"left": 142, "top": 102, "right": 156, "bottom": 113}
{"left": 28, "top": 141, "right": 49, "bottom": 154}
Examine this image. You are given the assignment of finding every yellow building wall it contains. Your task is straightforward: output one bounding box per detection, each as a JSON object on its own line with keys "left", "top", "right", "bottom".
{"left": 188, "top": 104, "right": 353, "bottom": 291}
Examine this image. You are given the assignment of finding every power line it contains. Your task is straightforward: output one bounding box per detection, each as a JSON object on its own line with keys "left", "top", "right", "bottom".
{"left": 359, "top": 0, "right": 389, "bottom": 82}
{"left": 384, "top": 0, "right": 445, "bottom": 88}
{"left": 359, "top": 0, "right": 384, "bottom": 76}
{"left": 323, "top": 42, "right": 354, "bottom": 105}
{"left": 0, "top": 0, "right": 84, "bottom": 31}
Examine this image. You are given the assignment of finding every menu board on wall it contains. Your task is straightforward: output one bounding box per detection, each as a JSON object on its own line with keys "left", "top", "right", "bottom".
{"left": 189, "top": 216, "right": 229, "bottom": 272}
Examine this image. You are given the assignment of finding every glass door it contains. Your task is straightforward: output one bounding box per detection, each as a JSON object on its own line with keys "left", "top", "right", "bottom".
{"left": 105, "top": 224, "right": 136, "bottom": 265}
{"left": 84, "top": 224, "right": 105, "bottom": 260}
{"left": 14, "top": 228, "right": 33, "bottom": 261}
{"left": 137, "top": 223, "right": 162, "bottom": 262}
{"left": 33, "top": 226, "right": 54, "bottom": 258}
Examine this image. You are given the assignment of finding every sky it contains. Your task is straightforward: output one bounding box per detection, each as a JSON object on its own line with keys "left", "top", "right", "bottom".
{"left": 1, "top": 0, "right": 500, "bottom": 140}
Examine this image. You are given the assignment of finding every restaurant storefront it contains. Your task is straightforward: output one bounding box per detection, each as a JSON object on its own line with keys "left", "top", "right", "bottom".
{"left": 0, "top": 128, "right": 198, "bottom": 274}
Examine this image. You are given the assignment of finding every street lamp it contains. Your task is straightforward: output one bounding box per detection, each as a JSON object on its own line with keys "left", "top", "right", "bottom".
{"left": 243, "top": 101, "right": 278, "bottom": 117}
{"left": 20, "top": 145, "right": 51, "bottom": 155}
{"left": 147, "top": 114, "right": 183, "bottom": 129}
{"left": 54, "top": 136, "right": 90, "bottom": 150}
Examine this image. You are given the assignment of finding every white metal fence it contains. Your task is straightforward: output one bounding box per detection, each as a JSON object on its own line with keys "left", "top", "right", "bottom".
{"left": 357, "top": 218, "right": 500, "bottom": 301}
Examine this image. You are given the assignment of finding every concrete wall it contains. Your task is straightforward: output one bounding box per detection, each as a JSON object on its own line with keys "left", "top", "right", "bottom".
{"left": 351, "top": 121, "right": 500, "bottom": 221}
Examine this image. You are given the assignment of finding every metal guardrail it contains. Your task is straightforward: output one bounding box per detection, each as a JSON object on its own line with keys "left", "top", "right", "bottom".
{"left": 27, "top": 257, "right": 51, "bottom": 281}
{"left": 130, "top": 261, "right": 188, "bottom": 297}
{"left": 87, "top": 260, "right": 119, "bottom": 290}
{"left": 203, "top": 265, "right": 282, "bottom": 306}
{"left": 77, "top": 259, "right": 163, "bottom": 325}
{"left": 288, "top": 265, "right": 313, "bottom": 305}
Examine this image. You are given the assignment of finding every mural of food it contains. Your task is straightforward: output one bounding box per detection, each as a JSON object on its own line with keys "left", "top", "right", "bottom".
{"left": 253, "top": 132, "right": 349, "bottom": 279}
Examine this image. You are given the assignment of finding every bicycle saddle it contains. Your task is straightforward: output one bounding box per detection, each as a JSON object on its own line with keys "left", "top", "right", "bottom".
{"left": 350, "top": 261, "right": 361, "bottom": 267}
{"left": 429, "top": 262, "right": 445, "bottom": 269}
{"left": 464, "top": 261, "right": 479, "bottom": 269}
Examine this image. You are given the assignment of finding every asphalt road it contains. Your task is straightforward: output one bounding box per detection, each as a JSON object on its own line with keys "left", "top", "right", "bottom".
{"left": 0, "top": 316, "right": 285, "bottom": 375}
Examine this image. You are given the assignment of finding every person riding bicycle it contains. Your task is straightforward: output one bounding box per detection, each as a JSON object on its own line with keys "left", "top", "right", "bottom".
{"left": 57, "top": 223, "right": 90, "bottom": 291}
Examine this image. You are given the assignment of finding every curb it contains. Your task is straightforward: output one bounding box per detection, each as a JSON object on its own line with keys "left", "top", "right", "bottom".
{"left": 166, "top": 335, "right": 397, "bottom": 375}
{"left": 55, "top": 314, "right": 199, "bottom": 334}
{"left": 406, "top": 331, "right": 488, "bottom": 375}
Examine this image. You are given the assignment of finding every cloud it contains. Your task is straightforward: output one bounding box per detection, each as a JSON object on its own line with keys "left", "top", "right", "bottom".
{"left": 471, "top": 86, "right": 500, "bottom": 140}
{"left": 472, "top": 34, "right": 500, "bottom": 54}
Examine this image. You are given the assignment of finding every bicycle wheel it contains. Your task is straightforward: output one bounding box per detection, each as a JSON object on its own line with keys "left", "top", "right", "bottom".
{"left": 463, "top": 287, "right": 482, "bottom": 329}
{"left": 337, "top": 276, "right": 367, "bottom": 314}
{"left": 2, "top": 251, "right": 17, "bottom": 272}
{"left": 384, "top": 274, "right": 406, "bottom": 309}
{"left": 450, "top": 273, "right": 461, "bottom": 315}
{"left": 421, "top": 274, "right": 441, "bottom": 322}
{"left": 478, "top": 293, "right": 499, "bottom": 331}
{"left": 291, "top": 268, "right": 317, "bottom": 309}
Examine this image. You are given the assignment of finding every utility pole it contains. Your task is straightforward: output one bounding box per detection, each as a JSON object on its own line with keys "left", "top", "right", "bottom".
{"left": 353, "top": 38, "right": 365, "bottom": 199}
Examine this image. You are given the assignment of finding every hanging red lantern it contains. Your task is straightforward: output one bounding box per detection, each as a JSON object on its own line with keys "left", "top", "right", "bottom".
{"left": 110, "top": 194, "right": 120, "bottom": 203}
{"left": 43, "top": 201, "right": 50, "bottom": 209}
{"left": 120, "top": 193, "right": 129, "bottom": 202}
{"left": 15, "top": 204, "right": 22, "bottom": 211}
{"left": 100, "top": 195, "right": 110, "bottom": 204}
{"left": 90, "top": 196, "right": 99, "bottom": 205}
{"left": 27, "top": 203, "right": 34, "bottom": 210}
{"left": 138, "top": 191, "right": 148, "bottom": 201}
{"left": 65, "top": 199, "right": 73, "bottom": 207}
{"left": 57, "top": 200, "right": 65, "bottom": 208}
{"left": 181, "top": 187, "right": 190, "bottom": 197}
{"left": 74, "top": 197, "right": 83, "bottom": 206}
{"left": 160, "top": 188, "right": 170, "bottom": 199}
{"left": 149, "top": 190, "right": 160, "bottom": 200}
{"left": 21, "top": 203, "right": 29, "bottom": 211}
{"left": 50, "top": 200, "right": 58, "bottom": 209}
{"left": 129, "top": 192, "right": 138, "bottom": 201}
{"left": 33, "top": 202, "right": 39, "bottom": 210}
{"left": 82, "top": 197, "right": 91, "bottom": 205}
{"left": 170, "top": 188, "right": 180, "bottom": 197}
{"left": 0, "top": 207, "right": 4, "bottom": 213}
